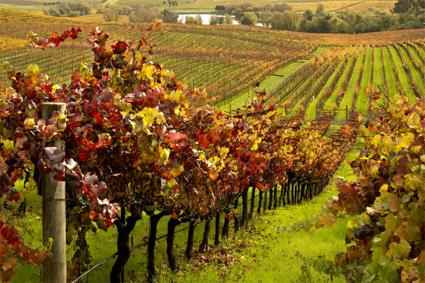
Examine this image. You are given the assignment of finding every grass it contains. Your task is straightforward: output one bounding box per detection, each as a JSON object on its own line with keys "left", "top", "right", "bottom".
{"left": 154, "top": 141, "right": 361, "bottom": 283}
{"left": 381, "top": 47, "right": 398, "bottom": 99}
{"left": 323, "top": 55, "right": 355, "bottom": 110}
{"left": 289, "top": 62, "right": 332, "bottom": 116}
{"left": 11, "top": 139, "right": 361, "bottom": 283}
{"left": 355, "top": 48, "right": 372, "bottom": 114}
{"left": 397, "top": 45, "right": 425, "bottom": 95}
{"left": 336, "top": 50, "right": 364, "bottom": 120}
{"left": 305, "top": 57, "right": 345, "bottom": 120}
{"left": 373, "top": 47, "right": 384, "bottom": 92}
{"left": 387, "top": 45, "right": 416, "bottom": 103}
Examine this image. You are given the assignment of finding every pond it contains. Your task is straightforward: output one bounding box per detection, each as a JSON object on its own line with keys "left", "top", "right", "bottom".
{"left": 177, "top": 14, "right": 239, "bottom": 25}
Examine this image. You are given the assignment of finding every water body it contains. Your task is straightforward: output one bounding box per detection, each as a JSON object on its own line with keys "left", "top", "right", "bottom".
{"left": 177, "top": 14, "right": 239, "bottom": 25}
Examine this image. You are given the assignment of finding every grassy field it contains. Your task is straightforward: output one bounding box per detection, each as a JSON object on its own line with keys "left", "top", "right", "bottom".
{"left": 11, "top": 139, "right": 361, "bottom": 283}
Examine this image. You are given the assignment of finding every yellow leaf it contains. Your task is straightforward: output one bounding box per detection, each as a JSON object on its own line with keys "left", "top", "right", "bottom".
{"left": 380, "top": 184, "right": 389, "bottom": 193}
{"left": 27, "top": 64, "right": 39, "bottom": 74}
{"left": 397, "top": 133, "right": 414, "bottom": 151}
{"left": 24, "top": 118, "right": 35, "bottom": 129}
{"left": 406, "top": 112, "right": 420, "bottom": 129}
{"left": 138, "top": 107, "right": 165, "bottom": 127}
{"left": 159, "top": 147, "right": 170, "bottom": 164}
{"left": 346, "top": 219, "right": 357, "bottom": 230}
{"left": 170, "top": 165, "right": 184, "bottom": 178}
{"left": 209, "top": 169, "right": 218, "bottom": 181}
{"left": 169, "top": 90, "right": 183, "bottom": 102}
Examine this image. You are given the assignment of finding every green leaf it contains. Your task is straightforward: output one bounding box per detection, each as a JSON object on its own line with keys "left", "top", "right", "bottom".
{"left": 27, "top": 63, "right": 39, "bottom": 74}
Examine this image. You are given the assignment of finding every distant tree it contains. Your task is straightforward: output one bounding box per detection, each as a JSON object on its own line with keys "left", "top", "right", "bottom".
{"left": 315, "top": 4, "right": 326, "bottom": 16}
{"left": 225, "top": 14, "right": 234, "bottom": 24}
{"left": 270, "top": 12, "right": 299, "bottom": 30}
{"left": 258, "top": 11, "right": 273, "bottom": 27}
{"left": 210, "top": 16, "right": 224, "bottom": 25}
{"left": 163, "top": 9, "right": 178, "bottom": 23}
{"left": 303, "top": 9, "right": 313, "bottom": 21}
{"left": 272, "top": 4, "right": 291, "bottom": 12}
{"left": 240, "top": 12, "right": 258, "bottom": 25}
{"left": 394, "top": 0, "right": 425, "bottom": 14}
{"left": 45, "top": 3, "right": 90, "bottom": 17}
{"left": 215, "top": 5, "right": 226, "bottom": 12}
{"left": 308, "top": 17, "right": 331, "bottom": 32}
{"left": 129, "top": 6, "right": 160, "bottom": 23}
{"left": 299, "top": 19, "right": 309, "bottom": 31}
{"left": 185, "top": 15, "right": 203, "bottom": 24}
{"left": 398, "top": 11, "right": 424, "bottom": 27}
{"left": 103, "top": 8, "right": 119, "bottom": 22}
{"left": 329, "top": 16, "right": 351, "bottom": 33}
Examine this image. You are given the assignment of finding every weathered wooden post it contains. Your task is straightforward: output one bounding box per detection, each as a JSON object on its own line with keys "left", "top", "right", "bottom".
{"left": 42, "top": 102, "right": 67, "bottom": 283}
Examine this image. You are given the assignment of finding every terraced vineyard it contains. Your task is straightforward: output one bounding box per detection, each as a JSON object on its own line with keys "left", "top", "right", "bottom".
{"left": 1, "top": 6, "right": 425, "bottom": 283}
{"left": 264, "top": 41, "right": 425, "bottom": 122}
{"left": 0, "top": 8, "right": 424, "bottom": 111}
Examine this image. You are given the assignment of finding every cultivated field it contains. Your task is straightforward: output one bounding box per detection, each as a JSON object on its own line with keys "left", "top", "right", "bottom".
{"left": 0, "top": 5, "right": 424, "bottom": 283}
{"left": 1, "top": 8, "right": 423, "bottom": 114}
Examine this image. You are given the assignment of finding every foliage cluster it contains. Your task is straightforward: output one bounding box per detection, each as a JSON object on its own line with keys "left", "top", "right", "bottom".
{"left": 322, "top": 96, "right": 425, "bottom": 282}
{"left": 215, "top": 1, "right": 425, "bottom": 32}
{"left": 0, "top": 26, "right": 351, "bottom": 282}
{"left": 44, "top": 3, "right": 90, "bottom": 18}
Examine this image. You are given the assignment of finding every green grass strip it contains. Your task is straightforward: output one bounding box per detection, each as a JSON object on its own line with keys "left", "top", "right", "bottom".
{"left": 323, "top": 56, "right": 355, "bottom": 110}
{"left": 336, "top": 51, "right": 365, "bottom": 120}
{"left": 397, "top": 46, "right": 425, "bottom": 96}
{"left": 381, "top": 47, "right": 398, "bottom": 99}
{"left": 355, "top": 48, "right": 373, "bottom": 114}
{"left": 388, "top": 46, "right": 416, "bottom": 103}
{"left": 305, "top": 59, "right": 346, "bottom": 121}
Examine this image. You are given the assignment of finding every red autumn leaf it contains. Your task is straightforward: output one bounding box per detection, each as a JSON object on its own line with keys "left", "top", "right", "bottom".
{"left": 111, "top": 40, "right": 129, "bottom": 54}
{"left": 139, "top": 38, "right": 148, "bottom": 47}
{"left": 164, "top": 133, "right": 188, "bottom": 144}
{"left": 79, "top": 150, "right": 89, "bottom": 161}
{"left": 93, "top": 112, "right": 103, "bottom": 123}
{"left": 197, "top": 133, "right": 209, "bottom": 148}
{"left": 7, "top": 190, "right": 20, "bottom": 202}
{"left": 49, "top": 32, "right": 61, "bottom": 47}
{"left": 69, "top": 27, "right": 82, "bottom": 39}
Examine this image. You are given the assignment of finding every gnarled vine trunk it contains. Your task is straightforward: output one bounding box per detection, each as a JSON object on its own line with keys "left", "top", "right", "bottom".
{"left": 110, "top": 207, "right": 141, "bottom": 283}
{"left": 240, "top": 188, "right": 248, "bottom": 228}
{"left": 257, "top": 190, "right": 263, "bottom": 215}
{"left": 268, "top": 189, "right": 273, "bottom": 210}
{"left": 198, "top": 218, "right": 211, "bottom": 252}
{"left": 233, "top": 198, "right": 240, "bottom": 233}
{"left": 249, "top": 187, "right": 255, "bottom": 219}
{"left": 185, "top": 220, "right": 196, "bottom": 261}
{"left": 147, "top": 212, "right": 167, "bottom": 283}
{"left": 166, "top": 217, "right": 180, "bottom": 271}
{"left": 214, "top": 211, "right": 220, "bottom": 245}
{"left": 222, "top": 207, "right": 231, "bottom": 239}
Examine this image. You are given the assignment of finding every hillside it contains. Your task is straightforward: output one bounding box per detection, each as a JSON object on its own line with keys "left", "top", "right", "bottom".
{"left": 0, "top": 0, "right": 399, "bottom": 15}
{"left": 0, "top": 4, "right": 424, "bottom": 283}
{"left": 0, "top": 12, "right": 423, "bottom": 112}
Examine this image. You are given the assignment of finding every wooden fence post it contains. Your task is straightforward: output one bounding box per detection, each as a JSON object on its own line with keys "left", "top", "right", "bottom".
{"left": 42, "top": 102, "right": 67, "bottom": 283}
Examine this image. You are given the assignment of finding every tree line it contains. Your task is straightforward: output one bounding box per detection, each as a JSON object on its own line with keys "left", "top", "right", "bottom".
{"left": 215, "top": 0, "right": 425, "bottom": 33}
